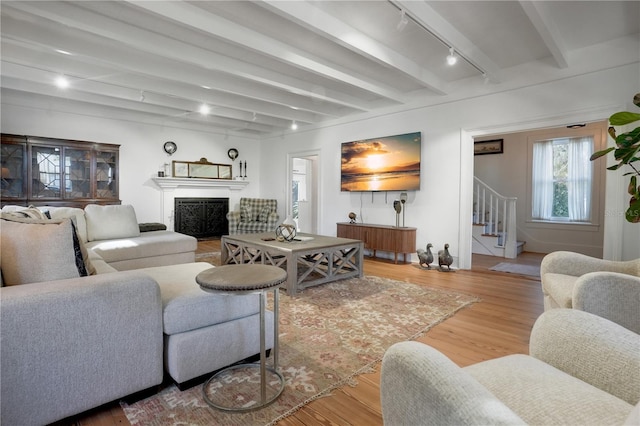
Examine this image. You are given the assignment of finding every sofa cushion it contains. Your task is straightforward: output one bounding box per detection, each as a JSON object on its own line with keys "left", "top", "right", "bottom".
{"left": 0, "top": 217, "right": 90, "bottom": 285}
{"left": 84, "top": 204, "right": 140, "bottom": 242}
{"left": 47, "top": 207, "right": 89, "bottom": 243}
{"left": 85, "top": 230, "right": 197, "bottom": 264}
{"left": 137, "top": 263, "right": 263, "bottom": 335}
{"left": 542, "top": 273, "right": 578, "bottom": 308}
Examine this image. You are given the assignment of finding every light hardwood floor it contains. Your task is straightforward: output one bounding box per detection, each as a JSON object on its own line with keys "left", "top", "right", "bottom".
{"left": 73, "top": 239, "right": 545, "bottom": 426}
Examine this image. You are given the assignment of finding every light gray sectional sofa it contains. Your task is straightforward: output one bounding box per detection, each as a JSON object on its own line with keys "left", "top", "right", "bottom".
{"left": 0, "top": 204, "right": 273, "bottom": 425}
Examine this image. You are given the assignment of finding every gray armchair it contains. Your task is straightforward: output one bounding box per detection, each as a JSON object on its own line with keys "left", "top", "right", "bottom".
{"left": 381, "top": 309, "right": 640, "bottom": 426}
{"left": 541, "top": 251, "right": 640, "bottom": 333}
{"left": 226, "top": 197, "right": 279, "bottom": 234}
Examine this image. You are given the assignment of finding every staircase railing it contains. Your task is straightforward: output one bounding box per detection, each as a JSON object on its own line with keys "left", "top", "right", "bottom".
{"left": 473, "top": 177, "right": 518, "bottom": 258}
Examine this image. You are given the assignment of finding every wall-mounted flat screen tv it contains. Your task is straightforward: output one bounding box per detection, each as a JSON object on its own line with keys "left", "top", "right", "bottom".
{"left": 341, "top": 132, "right": 421, "bottom": 191}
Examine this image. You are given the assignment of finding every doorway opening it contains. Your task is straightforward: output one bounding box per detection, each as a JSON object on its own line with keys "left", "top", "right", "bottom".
{"left": 289, "top": 152, "right": 320, "bottom": 234}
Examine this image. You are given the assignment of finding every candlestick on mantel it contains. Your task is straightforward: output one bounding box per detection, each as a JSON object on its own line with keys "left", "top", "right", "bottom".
{"left": 244, "top": 161, "right": 247, "bottom": 178}
{"left": 239, "top": 161, "right": 243, "bottom": 178}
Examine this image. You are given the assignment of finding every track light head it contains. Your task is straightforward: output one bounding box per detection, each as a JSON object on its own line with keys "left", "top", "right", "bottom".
{"left": 446, "top": 47, "right": 457, "bottom": 66}
{"left": 396, "top": 9, "right": 408, "bottom": 32}
{"left": 291, "top": 121, "right": 298, "bottom": 130}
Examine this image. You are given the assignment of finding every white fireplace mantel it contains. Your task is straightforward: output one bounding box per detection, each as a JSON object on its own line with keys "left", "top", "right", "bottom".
{"left": 152, "top": 177, "right": 249, "bottom": 191}
{"left": 152, "top": 177, "right": 249, "bottom": 230}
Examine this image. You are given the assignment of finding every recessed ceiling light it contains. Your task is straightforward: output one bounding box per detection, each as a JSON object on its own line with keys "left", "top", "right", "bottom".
{"left": 199, "top": 104, "right": 210, "bottom": 115}
{"left": 55, "top": 75, "right": 69, "bottom": 89}
{"left": 55, "top": 49, "right": 72, "bottom": 55}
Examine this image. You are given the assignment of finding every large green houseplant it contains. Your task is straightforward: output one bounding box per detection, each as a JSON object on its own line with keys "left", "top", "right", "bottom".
{"left": 590, "top": 93, "right": 640, "bottom": 223}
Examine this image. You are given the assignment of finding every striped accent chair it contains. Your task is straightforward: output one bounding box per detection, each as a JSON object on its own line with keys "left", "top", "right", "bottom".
{"left": 227, "top": 197, "right": 279, "bottom": 234}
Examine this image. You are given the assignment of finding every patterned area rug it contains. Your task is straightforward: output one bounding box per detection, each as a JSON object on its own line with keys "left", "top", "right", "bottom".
{"left": 195, "top": 251, "right": 221, "bottom": 266}
{"left": 489, "top": 262, "right": 541, "bottom": 278}
{"left": 122, "top": 272, "right": 477, "bottom": 425}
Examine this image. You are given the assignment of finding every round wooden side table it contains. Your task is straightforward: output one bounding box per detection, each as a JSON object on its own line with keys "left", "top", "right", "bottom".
{"left": 196, "top": 264, "right": 287, "bottom": 411}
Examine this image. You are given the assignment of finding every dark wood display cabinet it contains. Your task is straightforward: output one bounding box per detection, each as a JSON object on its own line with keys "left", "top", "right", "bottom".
{"left": 1, "top": 134, "right": 120, "bottom": 208}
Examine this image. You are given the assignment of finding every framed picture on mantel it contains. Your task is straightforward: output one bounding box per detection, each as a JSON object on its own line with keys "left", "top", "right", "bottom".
{"left": 172, "top": 159, "right": 232, "bottom": 179}
{"left": 474, "top": 139, "right": 503, "bottom": 155}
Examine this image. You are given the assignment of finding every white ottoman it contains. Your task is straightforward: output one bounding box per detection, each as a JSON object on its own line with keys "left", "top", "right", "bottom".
{"left": 138, "top": 263, "right": 275, "bottom": 389}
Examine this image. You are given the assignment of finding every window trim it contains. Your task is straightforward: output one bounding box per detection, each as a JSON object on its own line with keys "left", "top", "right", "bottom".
{"left": 526, "top": 124, "right": 606, "bottom": 228}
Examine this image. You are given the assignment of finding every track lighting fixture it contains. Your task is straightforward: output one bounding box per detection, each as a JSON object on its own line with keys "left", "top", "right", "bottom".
{"left": 396, "top": 9, "right": 408, "bottom": 32}
{"left": 291, "top": 121, "right": 298, "bottom": 130}
{"left": 446, "top": 47, "right": 457, "bottom": 66}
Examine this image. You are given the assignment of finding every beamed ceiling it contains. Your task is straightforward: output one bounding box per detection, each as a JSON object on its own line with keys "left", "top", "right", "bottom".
{"left": 1, "top": 1, "right": 639, "bottom": 138}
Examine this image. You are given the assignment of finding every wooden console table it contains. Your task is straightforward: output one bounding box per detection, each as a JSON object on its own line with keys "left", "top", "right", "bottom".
{"left": 337, "top": 222, "right": 416, "bottom": 264}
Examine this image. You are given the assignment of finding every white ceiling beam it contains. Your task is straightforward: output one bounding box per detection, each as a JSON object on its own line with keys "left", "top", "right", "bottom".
{"left": 518, "top": 1, "right": 570, "bottom": 69}
{"left": 0, "top": 64, "right": 279, "bottom": 133}
{"left": 125, "top": 0, "right": 407, "bottom": 103}
{"left": 2, "top": 2, "right": 370, "bottom": 114}
{"left": 0, "top": 41, "right": 295, "bottom": 129}
{"left": 1, "top": 76, "right": 277, "bottom": 133}
{"left": 393, "top": 0, "right": 503, "bottom": 83}
{"left": 0, "top": 16, "right": 322, "bottom": 124}
{"left": 258, "top": 0, "right": 447, "bottom": 95}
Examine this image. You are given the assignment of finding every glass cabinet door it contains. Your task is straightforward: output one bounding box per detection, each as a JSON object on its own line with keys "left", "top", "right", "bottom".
{"left": 95, "top": 150, "right": 118, "bottom": 199}
{"left": 65, "top": 148, "right": 91, "bottom": 199}
{"left": 1, "top": 142, "right": 26, "bottom": 199}
{"left": 31, "top": 145, "right": 61, "bottom": 199}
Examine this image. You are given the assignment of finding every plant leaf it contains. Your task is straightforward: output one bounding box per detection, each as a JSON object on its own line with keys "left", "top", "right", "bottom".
{"left": 610, "top": 112, "right": 640, "bottom": 126}
{"left": 626, "top": 197, "right": 640, "bottom": 223}
{"left": 629, "top": 176, "right": 637, "bottom": 196}
{"left": 615, "top": 127, "right": 640, "bottom": 148}
{"left": 590, "top": 147, "right": 615, "bottom": 160}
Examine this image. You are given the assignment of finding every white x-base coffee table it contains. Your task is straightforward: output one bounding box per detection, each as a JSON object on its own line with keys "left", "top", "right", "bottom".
{"left": 221, "top": 232, "right": 364, "bottom": 296}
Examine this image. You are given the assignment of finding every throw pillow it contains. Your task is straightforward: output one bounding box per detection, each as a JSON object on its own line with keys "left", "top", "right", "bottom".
{"left": 258, "top": 206, "right": 271, "bottom": 223}
{"left": 0, "top": 217, "right": 91, "bottom": 285}
{"left": 1, "top": 205, "right": 50, "bottom": 220}
{"left": 84, "top": 204, "right": 140, "bottom": 241}
{"left": 240, "top": 205, "right": 253, "bottom": 223}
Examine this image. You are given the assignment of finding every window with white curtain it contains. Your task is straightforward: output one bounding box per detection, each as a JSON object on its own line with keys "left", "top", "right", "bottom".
{"left": 531, "top": 136, "right": 594, "bottom": 222}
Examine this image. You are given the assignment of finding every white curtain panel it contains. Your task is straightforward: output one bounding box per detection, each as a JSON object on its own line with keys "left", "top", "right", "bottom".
{"left": 532, "top": 140, "right": 554, "bottom": 220}
{"left": 568, "top": 136, "right": 594, "bottom": 221}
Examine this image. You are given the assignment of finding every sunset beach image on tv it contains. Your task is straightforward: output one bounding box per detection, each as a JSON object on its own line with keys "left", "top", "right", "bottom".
{"left": 341, "top": 132, "right": 421, "bottom": 191}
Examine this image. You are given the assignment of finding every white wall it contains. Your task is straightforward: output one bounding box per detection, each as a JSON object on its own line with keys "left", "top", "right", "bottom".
{"left": 0, "top": 102, "right": 262, "bottom": 227}
{"left": 260, "top": 64, "right": 640, "bottom": 266}
{"left": 474, "top": 122, "right": 608, "bottom": 257}
{"left": 2, "top": 64, "right": 638, "bottom": 263}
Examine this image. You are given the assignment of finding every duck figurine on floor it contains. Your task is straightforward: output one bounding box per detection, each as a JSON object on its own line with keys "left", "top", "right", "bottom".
{"left": 417, "top": 243, "right": 434, "bottom": 269}
{"left": 438, "top": 243, "right": 454, "bottom": 271}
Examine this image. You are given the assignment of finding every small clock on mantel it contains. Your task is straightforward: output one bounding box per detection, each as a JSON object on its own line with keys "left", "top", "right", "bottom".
{"left": 163, "top": 141, "right": 177, "bottom": 155}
